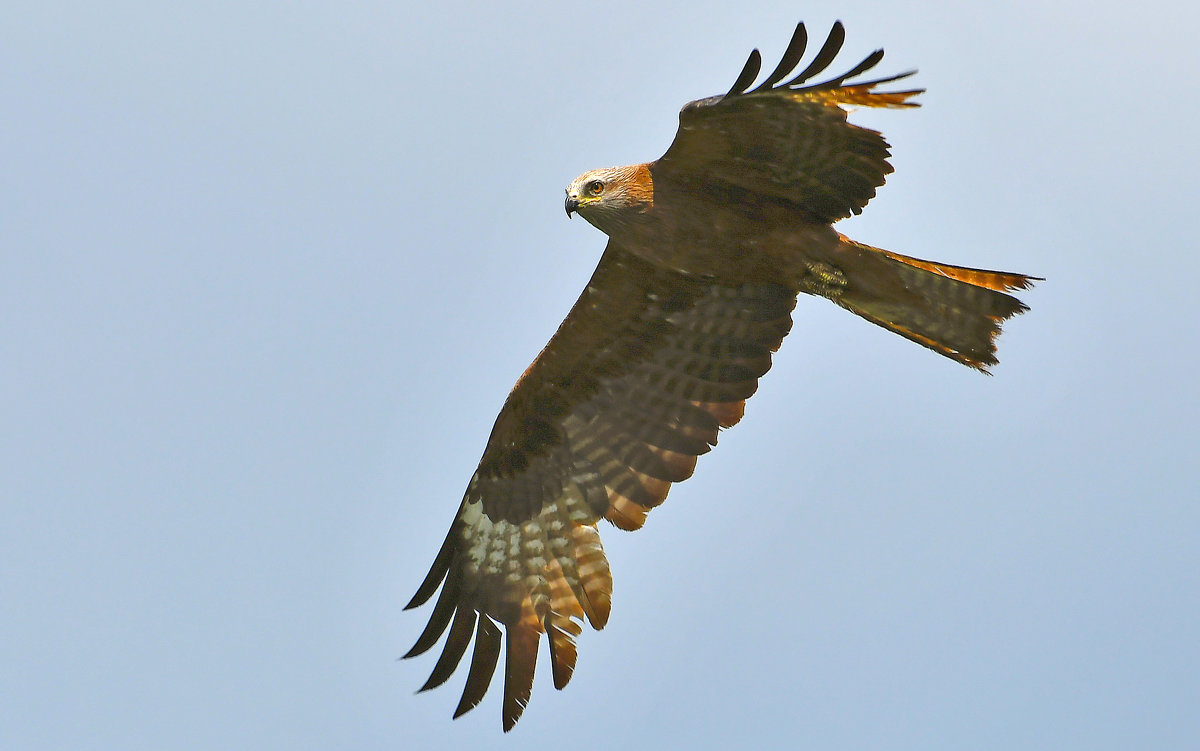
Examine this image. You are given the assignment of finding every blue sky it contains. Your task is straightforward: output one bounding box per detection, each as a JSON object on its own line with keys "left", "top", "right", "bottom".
{"left": 4, "top": 1, "right": 1198, "bottom": 749}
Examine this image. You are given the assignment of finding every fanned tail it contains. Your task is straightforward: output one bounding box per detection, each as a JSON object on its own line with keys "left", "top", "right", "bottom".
{"left": 820, "top": 238, "right": 1038, "bottom": 371}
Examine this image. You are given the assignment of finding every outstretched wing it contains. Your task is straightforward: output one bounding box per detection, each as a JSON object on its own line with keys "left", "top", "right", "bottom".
{"left": 404, "top": 243, "right": 797, "bottom": 729}
{"left": 654, "top": 21, "right": 923, "bottom": 223}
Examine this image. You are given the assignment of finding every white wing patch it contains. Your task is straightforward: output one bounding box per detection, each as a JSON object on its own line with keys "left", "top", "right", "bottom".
{"left": 459, "top": 473, "right": 613, "bottom": 632}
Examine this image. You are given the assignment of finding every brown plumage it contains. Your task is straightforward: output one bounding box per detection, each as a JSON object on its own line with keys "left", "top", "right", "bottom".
{"left": 405, "top": 20, "right": 1038, "bottom": 730}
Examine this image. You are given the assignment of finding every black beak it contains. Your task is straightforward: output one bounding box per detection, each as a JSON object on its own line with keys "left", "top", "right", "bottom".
{"left": 565, "top": 195, "right": 579, "bottom": 217}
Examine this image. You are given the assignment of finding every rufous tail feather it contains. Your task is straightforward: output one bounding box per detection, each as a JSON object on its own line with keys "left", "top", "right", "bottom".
{"left": 826, "top": 238, "right": 1038, "bottom": 371}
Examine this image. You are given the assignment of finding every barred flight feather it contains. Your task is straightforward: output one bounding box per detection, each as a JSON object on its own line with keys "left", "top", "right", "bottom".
{"left": 407, "top": 19, "right": 1035, "bottom": 731}
{"left": 406, "top": 247, "right": 799, "bottom": 727}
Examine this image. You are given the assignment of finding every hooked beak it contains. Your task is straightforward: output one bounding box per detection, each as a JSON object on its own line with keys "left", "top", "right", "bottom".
{"left": 564, "top": 194, "right": 579, "bottom": 217}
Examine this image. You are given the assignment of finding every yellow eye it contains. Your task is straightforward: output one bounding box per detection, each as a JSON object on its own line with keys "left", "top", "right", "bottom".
{"left": 586, "top": 180, "right": 604, "bottom": 196}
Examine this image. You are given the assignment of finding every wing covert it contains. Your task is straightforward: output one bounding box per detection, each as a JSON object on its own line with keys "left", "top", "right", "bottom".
{"left": 655, "top": 21, "right": 922, "bottom": 223}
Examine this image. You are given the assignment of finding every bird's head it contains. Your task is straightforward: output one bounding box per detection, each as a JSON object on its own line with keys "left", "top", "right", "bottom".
{"left": 564, "top": 164, "right": 654, "bottom": 237}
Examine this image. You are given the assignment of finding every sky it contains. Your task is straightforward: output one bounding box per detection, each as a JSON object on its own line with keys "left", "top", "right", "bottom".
{"left": 4, "top": 1, "right": 1198, "bottom": 749}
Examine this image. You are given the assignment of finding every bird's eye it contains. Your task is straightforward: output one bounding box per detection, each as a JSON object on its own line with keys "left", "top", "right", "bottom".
{"left": 586, "top": 180, "right": 604, "bottom": 196}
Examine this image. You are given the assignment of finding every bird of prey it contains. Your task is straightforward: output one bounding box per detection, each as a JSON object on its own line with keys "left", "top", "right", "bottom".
{"left": 404, "top": 21, "right": 1036, "bottom": 730}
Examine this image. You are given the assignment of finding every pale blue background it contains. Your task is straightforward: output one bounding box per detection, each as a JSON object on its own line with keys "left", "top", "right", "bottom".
{"left": 4, "top": 2, "right": 1198, "bottom": 749}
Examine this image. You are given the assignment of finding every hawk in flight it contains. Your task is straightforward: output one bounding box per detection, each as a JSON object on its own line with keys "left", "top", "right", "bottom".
{"left": 405, "top": 21, "right": 1036, "bottom": 730}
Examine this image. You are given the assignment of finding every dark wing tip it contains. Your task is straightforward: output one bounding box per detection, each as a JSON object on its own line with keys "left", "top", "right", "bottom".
{"left": 827, "top": 48, "right": 885, "bottom": 86}
{"left": 752, "top": 21, "right": 808, "bottom": 92}
{"left": 502, "top": 624, "right": 540, "bottom": 731}
{"left": 402, "top": 571, "right": 461, "bottom": 659}
{"left": 712, "top": 20, "right": 915, "bottom": 105}
{"left": 452, "top": 615, "right": 502, "bottom": 720}
{"left": 783, "top": 19, "right": 846, "bottom": 86}
{"left": 416, "top": 607, "right": 477, "bottom": 692}
{"left": 404, "top": 520, "right": 458, "bottom": 610}
{"left": 723, "top": 48, "right": 762, "bottom": 98}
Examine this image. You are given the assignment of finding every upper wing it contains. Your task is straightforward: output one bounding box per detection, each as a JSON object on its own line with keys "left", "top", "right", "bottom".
{"left": 404, "top": 243, "right": 797, "bottom": 730}
{"left": 654, "top": 21, "right": 922, "bottom": 223}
